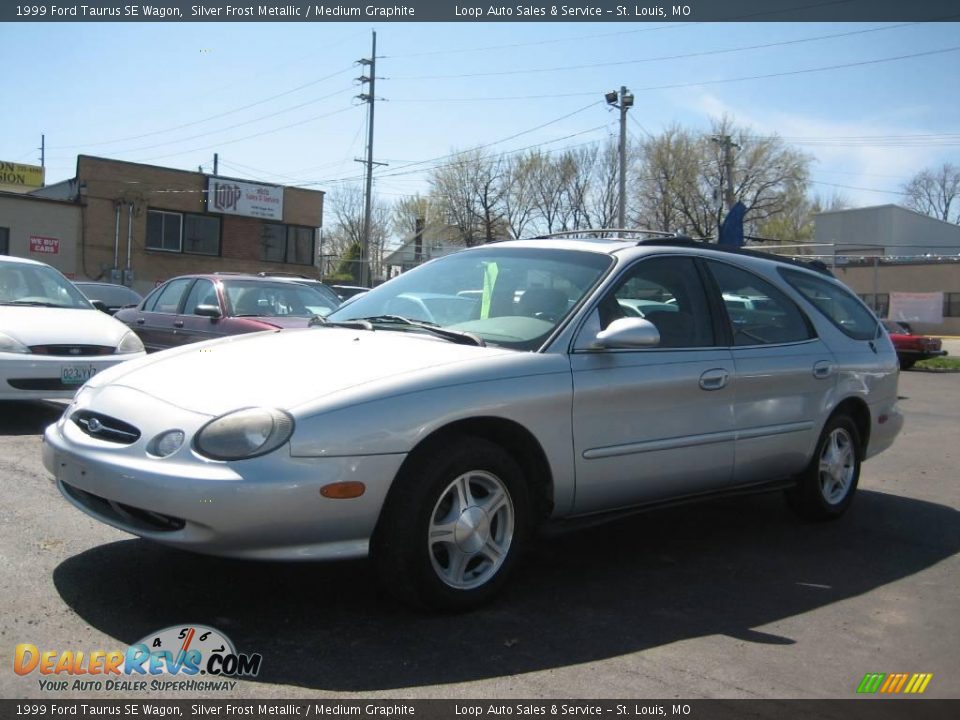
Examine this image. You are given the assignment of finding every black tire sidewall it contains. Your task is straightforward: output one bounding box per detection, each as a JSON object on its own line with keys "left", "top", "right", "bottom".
{"left": 791, "top": 415, "right": 862, "bottom": 520}
{"left": 374, "top": 436, "right": 530, "bottom": 610}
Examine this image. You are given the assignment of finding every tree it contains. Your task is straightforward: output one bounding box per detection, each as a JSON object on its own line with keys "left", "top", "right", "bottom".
{"left": 633, "top": 117, "right": 812, "bottom": 238}
{"left": 430, "top": 148, "right": 509, "bottom": 245}
{"left": 324, "top": 185, "right": 389, "bottom": 282}
{"left": 902, "top": 163, "right": 960, "bottom": 223}
{"left": 756, "top": 191, "right": 849, "bottom": 247}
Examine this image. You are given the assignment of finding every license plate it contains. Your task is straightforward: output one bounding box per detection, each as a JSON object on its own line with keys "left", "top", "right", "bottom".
{"left": 61, "top": 364, "right": 98, "bottom": 386}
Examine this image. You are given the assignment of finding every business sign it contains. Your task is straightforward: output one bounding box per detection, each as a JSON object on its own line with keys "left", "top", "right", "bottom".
{"left": 207, "top": 178, "right": 283, "bottom": 220}
{"left": 29, "top": 236, "right": 60, "bottom": 255}
{"left": 0, "top": 162, "right": 44, "bottom": 189}
{"left": 889, "top": 292, "right": 944, "bottom": 324}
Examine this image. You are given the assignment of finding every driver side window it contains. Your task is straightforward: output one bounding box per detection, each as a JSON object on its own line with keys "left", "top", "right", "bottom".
{"left": 600, "top": 256, "right": 715, "bottom": 349}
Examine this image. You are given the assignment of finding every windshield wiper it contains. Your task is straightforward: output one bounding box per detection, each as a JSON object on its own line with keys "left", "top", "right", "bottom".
{"left": 315, "top": 314, "right": 484, "bottom": 346}
{"left": 1, "top": 300, "right": 64, "bottom": 307}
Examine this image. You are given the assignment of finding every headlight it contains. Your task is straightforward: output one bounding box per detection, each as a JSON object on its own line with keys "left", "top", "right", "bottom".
{"left": 116, "top": 331, "right": 145, "bottom": 354}
{"left": 194, "top": 408, "right": 294, "bottom": 461}
{"left": 0, "top": 332, "right": 29, "bottom": 354}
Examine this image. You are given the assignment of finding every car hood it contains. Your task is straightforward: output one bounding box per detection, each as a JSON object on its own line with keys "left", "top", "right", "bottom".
{"left": 0, "top": 306, "right": 131, "bottom": 346}
{"left": 86, "top": 327, "right": 515, "bottom": 415}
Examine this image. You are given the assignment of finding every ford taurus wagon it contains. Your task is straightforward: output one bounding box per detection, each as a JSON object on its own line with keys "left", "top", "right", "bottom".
{"left": 43, "top": 236, "right": 902, "bottom": 609}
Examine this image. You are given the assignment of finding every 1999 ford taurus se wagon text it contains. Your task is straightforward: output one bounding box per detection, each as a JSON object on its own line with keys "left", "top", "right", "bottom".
{"left": 43, "top": 236, "right": 903, "bottom": 609}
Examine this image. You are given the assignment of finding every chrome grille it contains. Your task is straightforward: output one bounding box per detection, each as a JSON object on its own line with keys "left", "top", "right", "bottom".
{"left": 71, "top": 410, "right": 141, "bottom": 445}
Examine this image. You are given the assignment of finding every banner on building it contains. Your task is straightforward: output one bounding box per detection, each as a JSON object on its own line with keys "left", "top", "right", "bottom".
{"left": 206, "top": 177, "right": 283, "bottom": 220}
{"left": 0, "top": 162, "right": 44, "bottom": 190}
{"left": 888, "top": 292, "right": 944, "bottom": 324}
{"left": 29, "top": 236, "right": 60, "bottom": 255}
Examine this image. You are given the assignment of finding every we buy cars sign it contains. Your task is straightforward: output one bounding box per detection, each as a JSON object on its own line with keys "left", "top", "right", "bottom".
{"left": 29, "top": 236, "right": 60, "bottom": 255}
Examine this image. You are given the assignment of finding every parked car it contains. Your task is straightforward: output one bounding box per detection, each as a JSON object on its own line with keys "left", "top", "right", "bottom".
{"left": 0, "top": 256, "right": 145, "bottom": 401}
{"left": 44, "top": 237, "right": 902, "bottom": 609}
{"left": 881, "top": 319, "right": 947, "bottom": 370}
{"left": 114, "top": 274, "right": 340, "bottom": 352}
{"left": 330, "top": 284, "right": 369, "bottom": 301}
{"left": 74, "top": 281, "right": 143, "bottom": 315}
{"left": 253, "top": 273, "right": 343, "bottom": 314}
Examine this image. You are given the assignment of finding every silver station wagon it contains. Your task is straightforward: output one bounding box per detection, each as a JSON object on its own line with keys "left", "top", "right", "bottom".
{"left": 43, "top": 236, "right": 903, "bottom": 609}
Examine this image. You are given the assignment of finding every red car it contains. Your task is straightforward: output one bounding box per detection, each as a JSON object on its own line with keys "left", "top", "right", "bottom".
{"left": 116, "top": 274, "right": 341, "bottom": 352}
{"left": 882, "top": 320, "right": 947, "bottom": 370}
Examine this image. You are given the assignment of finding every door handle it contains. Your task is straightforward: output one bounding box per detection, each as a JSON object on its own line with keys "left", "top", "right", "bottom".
{"left": 173, "top": 320, "right": 184, "bottom": 328}
{"left": 813, "top": 361, "right": 835, "bottom": 379}
{"left": 699, "top": 368, "right": 729, "bottom": 391}
{"left": 135, "top": 318, "right": 145, "bottom": 325}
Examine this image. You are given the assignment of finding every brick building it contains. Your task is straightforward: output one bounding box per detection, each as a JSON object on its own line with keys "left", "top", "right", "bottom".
{"left": 32, "top": 156, "right": 324, "bottom": 295}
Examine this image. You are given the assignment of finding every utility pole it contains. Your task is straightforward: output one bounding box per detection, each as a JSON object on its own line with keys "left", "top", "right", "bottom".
{"left": 40, "top": 135, "right": 45, "bottom": 186}
{"left": 605, "top": 88, "right": 634, "bottom": 230}
{"left": 712, "top": 134, "right": 740, "bottom": 211}
{"left": 213, "top": 153, "right": 219, "bottom": 175}
{"left": 356, "top": 31, "right": 385, "bottom": 288}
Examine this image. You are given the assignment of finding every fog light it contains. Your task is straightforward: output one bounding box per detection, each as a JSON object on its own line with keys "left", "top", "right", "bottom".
{"left": 150, "top": 430, "right": 185, "bottom": 458}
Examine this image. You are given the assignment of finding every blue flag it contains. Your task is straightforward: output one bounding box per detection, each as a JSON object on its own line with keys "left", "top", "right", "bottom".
{"left": 718, "top": 201, "right": 747, "bottom": 247}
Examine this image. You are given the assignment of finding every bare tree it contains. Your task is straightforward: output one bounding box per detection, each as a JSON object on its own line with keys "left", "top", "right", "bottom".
{"left": 902, "top": 163, "right": 960, "bottom": 223}
{"left": 430, "top": 148, "right": 509, "bottom": 245}
{"left": 633, "top": 117, "right": 812, "bottom": 238}
{"left": 501, "top": 153, "right": 540, "bottom": 239}
{"left": 324, "top": 185, "right": 390, "bottom": 281}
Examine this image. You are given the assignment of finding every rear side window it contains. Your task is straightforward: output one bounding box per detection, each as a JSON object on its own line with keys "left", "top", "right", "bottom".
{"left": 146, "top": 278, "right": 193, "bottom": 314}
{"left": 707, "top": 261, "right": 814, "bottom": 346}
{"left": 779, "top": 268, "right": 878, "bottom": 341}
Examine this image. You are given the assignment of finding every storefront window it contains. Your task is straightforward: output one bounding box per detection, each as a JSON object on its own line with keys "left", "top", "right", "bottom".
{"left": 146, "top": 210, "right": 182, "bottom": 252}
{"left": 183, "top": 214, "right": 220, "bottom": 256}
{"left": 260, "top": 224, "right": 286, "bottom": 263}
{"left": 286, "top": 226, "right": 314, "bottom": 265}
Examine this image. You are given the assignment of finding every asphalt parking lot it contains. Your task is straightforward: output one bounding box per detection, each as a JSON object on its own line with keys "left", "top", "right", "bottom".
{"left": 2, "top": 371, "right": 957, "bottom": 701}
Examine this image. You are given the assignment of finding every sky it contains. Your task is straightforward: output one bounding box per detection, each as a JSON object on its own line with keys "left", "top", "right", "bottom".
{"left": 4, "top": 19, "right": 960, "bottom": 228}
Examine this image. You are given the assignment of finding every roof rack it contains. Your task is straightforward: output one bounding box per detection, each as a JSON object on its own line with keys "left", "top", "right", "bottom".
{"left": 528, "top": 228, "right": 692, "bottom": 240}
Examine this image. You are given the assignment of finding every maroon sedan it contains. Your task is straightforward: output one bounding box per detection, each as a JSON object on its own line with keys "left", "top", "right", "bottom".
{"left": 882, "top": 320, "right": 947, "bottom": 370}
{"left": 116, "top": 274, "right": 341, "bottom": 352}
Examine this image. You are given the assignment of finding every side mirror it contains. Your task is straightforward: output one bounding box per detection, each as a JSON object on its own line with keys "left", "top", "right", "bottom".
{"left": 194, "top": 304, "right": 222, "bottom": 320}
{"left": 594, "top": 317, "right": 660, "bottom": 349}
{"left": 91, "top": 300, "right": 109, "bottom": 313}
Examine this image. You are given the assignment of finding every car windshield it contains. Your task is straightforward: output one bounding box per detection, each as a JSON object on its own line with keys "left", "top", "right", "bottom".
{"left": 326, "top": 247, "right": 613, "bottom": 350}
{"left": 223, "top": 280, "right": 340, "bottom": 318}
{"left": 0, "top": 263, "right": 92, "bottom": 309}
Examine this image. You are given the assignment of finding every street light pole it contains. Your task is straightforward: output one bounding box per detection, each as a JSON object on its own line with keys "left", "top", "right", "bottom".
{"left": 606, "top": 87, "right": 634, "bottom": 230}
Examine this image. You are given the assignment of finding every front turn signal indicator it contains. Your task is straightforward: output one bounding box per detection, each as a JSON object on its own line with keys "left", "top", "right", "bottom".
{"left": 320, "top": 481, "right": 366, "bottom": 499}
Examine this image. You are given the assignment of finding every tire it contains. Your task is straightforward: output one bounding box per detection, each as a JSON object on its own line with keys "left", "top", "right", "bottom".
{"left": 899, "top": 359, "right": 916, "bottom": 371}
{"left": 372, "top": 436, "right": 530, "bottom": 611}
{"left": 787, "top": 415, "right": 862, "bottom": 521}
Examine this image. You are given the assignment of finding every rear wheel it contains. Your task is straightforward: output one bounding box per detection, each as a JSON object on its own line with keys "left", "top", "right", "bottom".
{"left": 787, "top": 415, "right": 862, "bottom": 520}
{"left": 899, "top": 358, "right": 916, "bottom": 371}
{"left": 373, "top": 437, "right": 530, "bottom": 610}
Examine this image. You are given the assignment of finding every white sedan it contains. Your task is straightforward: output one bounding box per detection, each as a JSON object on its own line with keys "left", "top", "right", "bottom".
{"left": 0, "top": 256, "right": 145, "bottom": 400}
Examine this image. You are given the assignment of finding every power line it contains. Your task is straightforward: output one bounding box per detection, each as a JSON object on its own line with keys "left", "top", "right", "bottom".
{"left": 810, "top": 179, "right": 909, "bottom": 195}
{"left": 384, "top": 23, "right": 696, "bottom": 60}
{"left": 390, "top": 46, "right": 960, "bottom": 102}
{"left": 135, "top": 105, "right": 358, "bottom": 164}
{"left": 388, "top": 22, "right": 933, "bottom": 81}
{"left": 298, "top": 103, "right": 608, "bottom": 187}
{"left": 49, "top": 65, "right": 357, "bottom": 150}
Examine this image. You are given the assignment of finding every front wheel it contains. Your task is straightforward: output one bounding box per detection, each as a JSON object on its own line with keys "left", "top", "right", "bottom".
{"left": 787, "top": 415, "right": 862, "bottom": 521}
{"left": 373, "top": 437, "right": 530, "bottom": 610}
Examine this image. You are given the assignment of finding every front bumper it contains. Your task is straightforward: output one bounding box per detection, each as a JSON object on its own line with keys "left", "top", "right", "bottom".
{"left": 0, "top": 351, "right": 145, "bottom": 401}
{"left": 42, "top": 388, "right": 405, "bottom": 560}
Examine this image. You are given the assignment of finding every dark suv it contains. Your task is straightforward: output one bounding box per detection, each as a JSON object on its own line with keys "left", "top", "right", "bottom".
{"left": 115, "top": 274, "right": 340, "bottom": 352}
